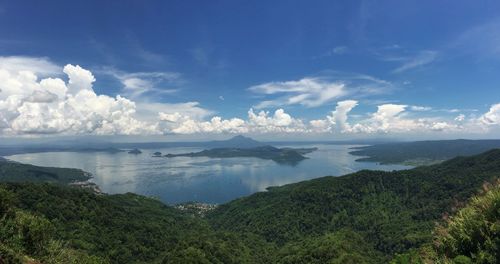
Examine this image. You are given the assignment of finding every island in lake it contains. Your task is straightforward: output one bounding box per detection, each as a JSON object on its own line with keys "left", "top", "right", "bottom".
{"left": 128, "top": 148, "right": 142, "bottom": 154}
{"left": 164, "top": 145, "right": 317, "bottom": 165}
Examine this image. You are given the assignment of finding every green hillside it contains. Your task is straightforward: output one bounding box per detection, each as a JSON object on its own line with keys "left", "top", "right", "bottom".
{"left": 0, "top": 159, "right": 90, "bottom": 184}
{"left": 0, "top": 183, "right": 273, "bottom": 263}
{"left": 1, "top": 149, "right": 500, "bottom": 263}
{"left": 207, "top": 149, "right": 500, "bottom": 262}
{"left": 392, "top": 180, "right": 500, "bottom": 263}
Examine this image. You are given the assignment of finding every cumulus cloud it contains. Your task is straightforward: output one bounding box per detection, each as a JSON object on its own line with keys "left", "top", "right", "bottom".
{"left": 0, "top": 58, "right": 158, "bottom": 135}
{"left": 326, "top": 100, "right": 359, "bottom": 132}
{"left": 479, "top": 103, "right": 500, "bottom": 125}
{"left": 247, "top": 109, "right": 306, "bottom": 132}
{"left": 249, "top": 73, "right": 391, "bottom": 109}
{"left": 307, "top": 102, "right": 471, "bottom": 135}
{"left": 309, "top": 100, "right": 359, "bottom": 133}
{"left": 1, "top": 56, "right": 499, "bottom": 137}
{"left": 158, "top": 108, "right": 307, "bottom": 134}
{"left": 351, "top": 104, "right": 461, "bottom": 133}
{"left": 167, "top": 116, "right": 247, "bottom": 134}
{"left": 63, "top": 64, "right": 95, "bottom": 94}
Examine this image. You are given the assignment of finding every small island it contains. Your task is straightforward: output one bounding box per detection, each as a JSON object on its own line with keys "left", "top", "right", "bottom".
{"left": 164, "top": 145, "right": 317, "bottom": 165}
{"left": 128, "top": 148, "right": 142, "bottom": 154}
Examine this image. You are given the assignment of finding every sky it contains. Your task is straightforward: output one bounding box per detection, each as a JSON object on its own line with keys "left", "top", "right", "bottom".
{"left": 1, "top": 0, "right": 500, "bottom": 141}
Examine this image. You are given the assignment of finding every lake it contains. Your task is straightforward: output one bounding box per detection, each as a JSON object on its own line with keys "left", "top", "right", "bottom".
{"left": 7, "top": 144, "right": 411, "bottom": 204}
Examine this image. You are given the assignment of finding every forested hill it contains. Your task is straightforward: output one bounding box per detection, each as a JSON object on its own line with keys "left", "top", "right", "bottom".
{"left": 350, "top": 139, "right": 500, "bottom": 165}
{"left": 0, "top": 159, "right": 90, "bottom": 184}
{"left": 392, "top": 180, "right": 500, "bottom": 263}
{"left": 207, "top": 149, "right": 500, "bottom": 262}
{"left": 0, "top": 183, "right": 274, "bottom": 263}
{"left": 1, "top": 149, "right": 500, "bottom": 263}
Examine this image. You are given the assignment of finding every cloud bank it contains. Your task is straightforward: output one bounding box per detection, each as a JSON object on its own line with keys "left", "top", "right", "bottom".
{"left": 0, "top": 56, "right": 499, "bottom": 137}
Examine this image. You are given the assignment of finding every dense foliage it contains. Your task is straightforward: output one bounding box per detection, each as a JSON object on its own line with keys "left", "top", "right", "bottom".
{"left": 434, "top": 182, "right": 500, "bottom": 262}
{"left": 2, "top": 149, "right": 500, "bottom": 263}
{"left": 350, "top": 139, "right": 500, "bottom": 164}
{"left": 392, "top": 181, "right": 500, "bottom": 263}
{"left": 0, "top": 159, "right": 90, "bottom": 184}
{"left": 208, "top": 149, "right": 500, "bottom": 261}
{"left": 0, "top": 183, "right": 273, "bottom": 263}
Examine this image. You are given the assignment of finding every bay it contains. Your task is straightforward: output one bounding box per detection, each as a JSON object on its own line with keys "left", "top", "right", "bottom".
{"left": 7, "top": 144, "right": 411, "bottom": 204}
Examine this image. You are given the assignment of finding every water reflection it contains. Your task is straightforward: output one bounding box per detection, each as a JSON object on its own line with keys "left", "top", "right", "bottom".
{"left": 7, "top": 144, "right": 411, "bottom": 204}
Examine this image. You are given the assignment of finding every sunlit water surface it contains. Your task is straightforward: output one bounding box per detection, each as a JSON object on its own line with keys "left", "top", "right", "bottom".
{"left": 7, "top": 144, "right": 411, "bottom": 204}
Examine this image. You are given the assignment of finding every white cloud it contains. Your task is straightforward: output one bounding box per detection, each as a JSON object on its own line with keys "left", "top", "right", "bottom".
{"left": 63, "top": 64, "right": 95, "bottom": 94}
{"left": 249, "top": 73, "right": 390, "bottom": 109}
{"left": 0, "top": 56, "right": 61, "bottom": 76}
{"left": 39, "top": 78, "right": 68, "bottom": 99}
{"left": 361, "top": 104, "right": 410, "bottom": 133}
{"left": 0, "top": 58, "right": 159, "bottom": 135}
{"left": 309, "top": 119, "right": 330, "bottom": 132}
{"left": 1, "top": 57, "right": 499, "bottom": 137}
{"left": 146, "top": 101, "right": 213, "bottom": 122}
{"left": 479, "top": 103, "right": 500, "bottom": 125}
{"left": 430, "top": 122, "right": 457, "bottom": 132}
{"left": 246, "top": 108, "right": 307, "bottom": 133}
{"left": 249, "top": 78, "right": 346, "bottom": 108}
{"left": 26, "top": 90, "right": 59, "bottom": 103}
{"left": 455, "top": 114, "right": 465, "bottom": 122}
{"left": 309, "top": 100, "right": 359, "bottom": 133}
{"left": 410, "top": 105, "right": 432, "bottom": 111}
{"left": 102, "top": 69, "right": 180, "bottom": 99}
{"left": 159, "top": 108, "right": 307, "bottom": 134}
{"left": 171, "top": 116, "right": 247, "bottom": 134}
{"left": 307, "top": 103, "right": 469, "bottom": 135}
{"left": 159, "top": 111, "right": 247, "bottom": 134}
{"left": 392, "top": 50, "right": 438, "bottom": 73}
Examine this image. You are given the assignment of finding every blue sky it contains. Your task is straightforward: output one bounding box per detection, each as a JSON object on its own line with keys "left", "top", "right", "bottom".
{"left": 1, "top": 0, "right": 500, "bottom": 140}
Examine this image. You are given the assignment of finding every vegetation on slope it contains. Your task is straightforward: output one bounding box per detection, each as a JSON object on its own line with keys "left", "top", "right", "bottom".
{"left": 0, "top": 159, "right": 90, "bottom": 184}
{"left": 0, "top": 183, "right": 273, "bottom": 263}
{"left": 392, "top": 180, "right": 500, "bottom": 264}
{"left": 2, "top": 149, "right": 500, "bottom": 263}
{"left": 433, "top": 181, "right": 500, "bottom": 263}
{"left": 208, "top": 149, "right": 500, "bottom": 261}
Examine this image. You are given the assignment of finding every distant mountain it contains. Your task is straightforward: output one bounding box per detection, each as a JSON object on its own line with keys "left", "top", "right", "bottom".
{"left": 350, "top": 139, "right": 500, "bottom": 165}
{"left": 204, "top": 135, "right": 266, "bottom": 149}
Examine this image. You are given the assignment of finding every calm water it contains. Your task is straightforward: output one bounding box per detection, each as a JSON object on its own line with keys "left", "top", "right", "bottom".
{"left": 7, "top": 144, "right": 411, "bottom": 204}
